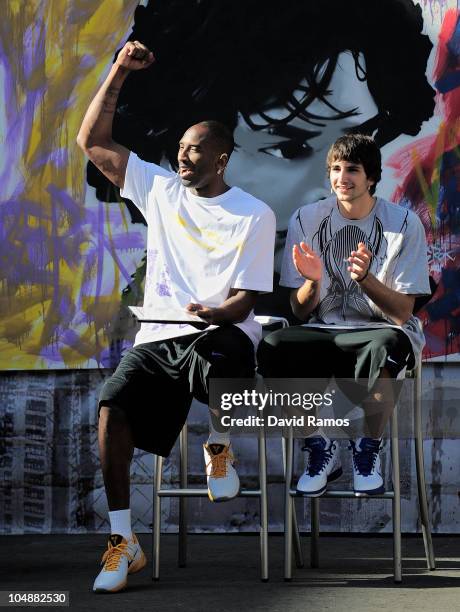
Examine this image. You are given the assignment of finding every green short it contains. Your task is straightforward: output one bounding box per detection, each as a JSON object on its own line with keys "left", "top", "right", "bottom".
{"left": 257, "top": 325, "right": 413, "bottom": 390}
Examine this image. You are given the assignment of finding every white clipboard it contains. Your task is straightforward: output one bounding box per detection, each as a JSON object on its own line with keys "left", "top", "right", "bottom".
{"left": 128, "top": 306, "right": 206, "bottom": 324}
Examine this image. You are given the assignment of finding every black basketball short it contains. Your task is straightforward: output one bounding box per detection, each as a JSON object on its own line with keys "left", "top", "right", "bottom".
{"left": 257, "top": 325, "right": 413, "bottom": 393}
{"left": 99, "top": 326, "right": 256, "bottom": 456}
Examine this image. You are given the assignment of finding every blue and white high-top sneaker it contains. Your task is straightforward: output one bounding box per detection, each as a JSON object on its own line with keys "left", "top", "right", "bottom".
{"left": 296, "top": 436, "right": 342, "bottom": 497}
{"left": 349, "top": 438, "right": 384, "bottom": 495}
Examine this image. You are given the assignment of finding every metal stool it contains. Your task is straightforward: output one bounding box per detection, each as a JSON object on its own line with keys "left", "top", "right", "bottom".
{"left": 283, "top": 350, "right": 436, "bottom": 583}
{"left": 152, "top": 315, "right": 288, "bottom": 582}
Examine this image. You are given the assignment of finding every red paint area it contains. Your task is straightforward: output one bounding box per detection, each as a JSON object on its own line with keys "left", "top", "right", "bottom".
{"left": 389, "top": 10, "right": 460, "bottom": 359}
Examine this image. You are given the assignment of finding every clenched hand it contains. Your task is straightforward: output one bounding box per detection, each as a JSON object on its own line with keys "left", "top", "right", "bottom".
{"left": 115, "top": 41, "right": 155, "bottom": 72}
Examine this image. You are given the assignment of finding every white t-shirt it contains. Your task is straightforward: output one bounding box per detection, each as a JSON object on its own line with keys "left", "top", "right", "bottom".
{"left": 120, "top": 153, "right": 276, "bottom": 348}
{"left": 280, "top": 196, "right": 431, "bottom": 360}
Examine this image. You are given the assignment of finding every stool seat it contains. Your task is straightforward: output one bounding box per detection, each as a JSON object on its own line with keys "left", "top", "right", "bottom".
{"left": 156, "top": 488, "right": 264, "bottom": 497}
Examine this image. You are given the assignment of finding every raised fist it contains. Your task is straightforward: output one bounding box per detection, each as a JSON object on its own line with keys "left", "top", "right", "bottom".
{"left": 115, "top": 40, "right": 155, "bottom": 71}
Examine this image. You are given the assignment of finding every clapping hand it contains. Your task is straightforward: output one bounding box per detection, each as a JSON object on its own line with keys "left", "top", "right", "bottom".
{"left": 292, "top": 242, "right": 322, "bottom": 281}
{"left": 346, "top": 242, "right": 371, "bottom": 282}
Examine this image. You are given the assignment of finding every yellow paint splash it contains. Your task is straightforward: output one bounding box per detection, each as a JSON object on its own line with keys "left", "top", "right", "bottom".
{"left": 1, "top": 0, "right": 139, "bottom": 368}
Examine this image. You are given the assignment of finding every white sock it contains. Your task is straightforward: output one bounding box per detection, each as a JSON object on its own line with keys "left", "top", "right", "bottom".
{"left": 109, "top": 509, "right": 132, "bottom": 540}
{"left": 207, "top": 411, "right": 230, "bottom": 445}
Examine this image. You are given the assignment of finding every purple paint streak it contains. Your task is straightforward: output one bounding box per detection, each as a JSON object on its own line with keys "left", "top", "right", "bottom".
{"left": 156, "top": 283, "right": 172, "bottom": 296}
{"left": 156, "top": 270, "right": 172, "bottom": 297}
{"left": 0, "top": 12, "right": 150, "bottom": 367}
{"left": 79, "top": 54, "right": 96, "bottom": 70}
{"left": 95, "top": 201, "right": 105, "bottom": 301}
{"left": 32, "top": 148, "right": 69, "bottom": 169}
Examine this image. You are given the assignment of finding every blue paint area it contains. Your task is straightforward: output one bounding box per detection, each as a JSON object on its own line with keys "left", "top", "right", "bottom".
{"left": 426, "top": 268, "right": 460, "bottom": 321}
{"left": 435, "top": 15, "right": 460, "bottom": 94}
{"left": 437, "top": 149, "right": 460, "bottom": 234}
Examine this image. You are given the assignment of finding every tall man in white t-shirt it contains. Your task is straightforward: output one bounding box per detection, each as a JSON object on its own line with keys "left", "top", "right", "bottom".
{"left": 258, "top": 134, "right": 430, "bottom": 498}
{"left": 77, "top": 41, "right": 275, "bottom": 593}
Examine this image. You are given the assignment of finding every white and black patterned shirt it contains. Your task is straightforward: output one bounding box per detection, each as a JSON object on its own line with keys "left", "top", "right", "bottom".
{"left": 280, "top": 196, "right": 431, "bottom": 359}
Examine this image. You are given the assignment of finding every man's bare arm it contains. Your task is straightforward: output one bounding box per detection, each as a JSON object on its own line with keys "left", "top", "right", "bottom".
{"left": 357, "top": 274, "right": 415, "bottom": 326}
{"left": 289, "top": 241, "right": 322, "bottom": 321}
{"left": 186, "top": 289, "right": 259, "bottom": 325}
{"left": 348, "top": 242, "right": 415, "bottom": 325}
{"left": 290, "top": 280, "right": 321, "bottom": 321}
{"left": 76, "top": 41, "right": 154, "bottom": 189}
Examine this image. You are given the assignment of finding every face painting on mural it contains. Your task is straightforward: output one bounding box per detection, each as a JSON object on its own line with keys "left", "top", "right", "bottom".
{"left": 1, "top": 0, "right": 458, "bottom": 369}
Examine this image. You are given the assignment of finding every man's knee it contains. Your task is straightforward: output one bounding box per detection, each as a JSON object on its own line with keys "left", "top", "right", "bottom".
{"left": 99, "top": 403, "right": 130, "bottom": 433}
{"left": 257, "top": 329, "right": 288, "bottom": 369}
{"left": 258, "top": 328, "right": 335, "bottom": 378}
{"left": 370, "top": 329, "right": 403, "bottom": 353}
{"left": 259, "top": 328, "right": 288, "bottom": 351}
{"left": 207, "top": 352, "right": 255, "bottom": 379}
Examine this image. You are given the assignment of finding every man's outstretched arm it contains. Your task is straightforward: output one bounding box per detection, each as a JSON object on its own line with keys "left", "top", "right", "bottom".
{"left": 76, "top": 41, "right": 154, "bottom": 189}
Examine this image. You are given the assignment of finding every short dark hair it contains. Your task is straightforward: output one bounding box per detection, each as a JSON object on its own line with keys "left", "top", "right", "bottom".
{"left": 326, "top": 134, "right": 382, "bottom": 195}
{"left": 197, "top": 120, "right": 235, "bottom": 157}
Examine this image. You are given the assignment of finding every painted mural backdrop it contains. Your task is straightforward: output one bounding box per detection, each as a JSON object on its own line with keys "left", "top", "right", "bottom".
{"left": 0, "top": 0, "right": 143, "bottom": 369}
{"left": 389, "top": 7, "right": 460, "bottom": 359}
{"left": 0, "top": 0, "right": 459, "bottom": 369}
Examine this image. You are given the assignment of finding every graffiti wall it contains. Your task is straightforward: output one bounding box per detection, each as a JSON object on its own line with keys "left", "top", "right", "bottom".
{"left": 389, "top": 7, "right": 460, "bottom": 359}
{"left": 0, "top": 0, "right": 143, "bottom": 369}
{"left": 0, "top": 0, "right": 458, "bottom": 370}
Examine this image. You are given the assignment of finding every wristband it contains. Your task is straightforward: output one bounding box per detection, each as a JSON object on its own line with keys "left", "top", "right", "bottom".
{"left": 356, "top": 269, "right": 369, "bottom": 283}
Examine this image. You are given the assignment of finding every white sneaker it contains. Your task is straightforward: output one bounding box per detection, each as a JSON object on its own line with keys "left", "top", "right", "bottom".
{"left": 93, "top": 533, "right": 146, "bottom": 593}
{"left": 203, "top": 442, "right": 240, "bottom": 502}
{"left": 349, "top": 438, "right": 384, "bottom": 495}
{"left": 296, "top": 437, "right": 342, "bottom": 496}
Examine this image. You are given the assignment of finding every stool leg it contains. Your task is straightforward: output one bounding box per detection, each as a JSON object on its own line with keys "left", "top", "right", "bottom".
{"left": 413, "top": 365, "right": 436, "bottom": 570}
{"left": 259, "top": 425, "right": 269, "bottom": 581}
{"left": 179, "top": 425, "right": 188, "bottom": 568}
{"left": 284, "top": 430, "right": 294, "bottom": 581}
{"left": 310, "top": 497, "right": 320, "bottom": 568}
{"left": 391, "top": 409, "right": 402, "bottom": 583}
{"left": 153, "top": 454, "right": 163, "bottom": 580}
{"left": 292, "top": 500, "right": 304, "bottom": 569}
{"left": 282, "top": 438, "right": 304, "bottom": 569}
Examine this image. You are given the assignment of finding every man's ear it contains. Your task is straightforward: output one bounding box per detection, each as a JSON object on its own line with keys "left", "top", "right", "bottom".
{"left": 216, "top": 153, "right": 228, "bottom": 175}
